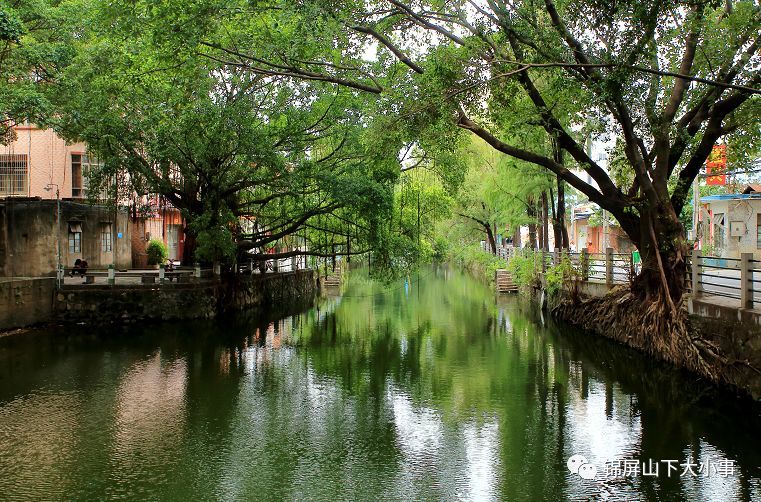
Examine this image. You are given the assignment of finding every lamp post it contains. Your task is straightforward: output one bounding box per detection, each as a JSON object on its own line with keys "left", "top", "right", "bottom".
{"left": 44, "top": 184, "right": 62, "bottom": 285}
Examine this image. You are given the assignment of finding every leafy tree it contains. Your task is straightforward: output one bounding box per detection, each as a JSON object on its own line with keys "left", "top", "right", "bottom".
{"left": 53, "top": 1, "right": 398, "bottom": 265}
{"left": 0, "top": 0, "right": 75, "bottom": 143}
{"left": 446, "top": 134, "right": 570, "bottom": 254}
{"left": 189, "top": 0, "right": 760, "bottom": 374}
{"left": 200, "top": 0, "right": 759, "bottom": 304}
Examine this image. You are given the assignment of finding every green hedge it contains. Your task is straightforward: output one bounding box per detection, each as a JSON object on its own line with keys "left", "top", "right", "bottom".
{"left": 146, "top": 239, "right": 168, "bottom": 265}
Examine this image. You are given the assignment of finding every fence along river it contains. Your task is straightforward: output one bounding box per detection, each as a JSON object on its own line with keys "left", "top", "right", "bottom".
{"left": 0, "top": 267, "right": 759, "bottom": 500}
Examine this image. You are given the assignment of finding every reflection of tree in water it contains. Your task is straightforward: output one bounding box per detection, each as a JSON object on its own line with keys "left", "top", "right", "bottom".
{"left": 2, "top": 268, "right": 760, "bottom": 500}
{"left": 547, "top": 316, "right": 761, "bottom": 500}
{"left": 286, "top": 268, "right": 761, "bottom": 500}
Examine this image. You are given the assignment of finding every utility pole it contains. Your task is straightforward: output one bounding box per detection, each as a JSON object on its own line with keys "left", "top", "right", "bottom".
{"left": 113, "top": 173, "right": 118, "bottom": 268}
{"left": 44, "top": 184, "right": 61, "bottom": 286}
{"left": 692, "top": 175, "right": 700, "bottom": 248}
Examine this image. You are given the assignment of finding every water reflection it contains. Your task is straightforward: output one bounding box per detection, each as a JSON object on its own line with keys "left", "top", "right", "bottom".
{"left": 0, "top": 267, "right": 759, "bottom": 500}
{"left": 112, "top": 353, "right": 187, "bottom": 488}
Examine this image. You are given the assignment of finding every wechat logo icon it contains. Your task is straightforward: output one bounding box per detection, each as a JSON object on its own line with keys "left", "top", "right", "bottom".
{"left": 567, "top": 454, "right": 597, "bottom": 480}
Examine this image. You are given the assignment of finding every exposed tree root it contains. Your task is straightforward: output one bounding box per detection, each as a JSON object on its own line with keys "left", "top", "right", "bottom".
{"left": 552, "top": 287, "right": 758, "bottom": 388}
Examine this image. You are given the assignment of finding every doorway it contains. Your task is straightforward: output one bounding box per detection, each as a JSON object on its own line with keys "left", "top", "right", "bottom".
{"left": 167, "top": 224, "right": 181, "bottom": 261}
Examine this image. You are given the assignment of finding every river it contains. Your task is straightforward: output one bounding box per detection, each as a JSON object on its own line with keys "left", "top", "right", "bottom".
{"left": 0, "top": 267, "right": 759, "bottom": 500}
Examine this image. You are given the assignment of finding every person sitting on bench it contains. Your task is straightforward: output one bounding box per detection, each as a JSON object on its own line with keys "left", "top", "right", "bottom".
{"left": 71, "top": 259, "right": 88, "bottom": 277}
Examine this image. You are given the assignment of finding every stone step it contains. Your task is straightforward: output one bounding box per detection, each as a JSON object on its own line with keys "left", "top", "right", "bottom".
{"left": 321, "top": 275, "right": 342, "bottom": 287}
{"left": 495, "top": 269, "right": 518, "bottom": 293}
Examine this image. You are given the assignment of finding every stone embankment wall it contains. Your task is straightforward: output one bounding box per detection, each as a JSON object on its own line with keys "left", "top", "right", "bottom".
{"left": 547, "top": 283, "right": 761, "bottom": 400}
{"left": 47, "top": 271, "right": 316, "bottom": 326}
{"left": 0, "top": 278, "right": 56, "bottom": 330}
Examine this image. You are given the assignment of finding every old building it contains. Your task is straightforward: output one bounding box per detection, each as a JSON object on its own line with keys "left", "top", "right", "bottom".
{"left": 1, "top": 124, "right": 183, "bottom": 269}
{"left": 699, "top": 185, "right": 761, "bottom": 260}
{"left": 130, "top": 198, "right": 185, "bottom": 267}
{"left": 0, "top": 198, "right": 131, "bottom": 277}
{"left": 569, "top": 203, "right": 634, "bottom": 254}
{"left": 1, "top": 126, "right": 91, "bottom": 200}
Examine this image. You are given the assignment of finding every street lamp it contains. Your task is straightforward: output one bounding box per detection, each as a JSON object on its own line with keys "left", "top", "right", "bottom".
{"left": 44, "top": 184, "right": 62, "bottom": 285}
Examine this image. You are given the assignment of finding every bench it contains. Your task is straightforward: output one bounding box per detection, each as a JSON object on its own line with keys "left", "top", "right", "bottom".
{"left": 66, "top": 269, "right": 106, "bottom": 284}
{"left": 165, "top": 271, "right": 193, "bottom": 282}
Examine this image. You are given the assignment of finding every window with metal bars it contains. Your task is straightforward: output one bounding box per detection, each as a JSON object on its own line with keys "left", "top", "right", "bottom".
{"left": 101, "top": 223, "right": 112, "bottom": 252}
{"left": 0, "top": 154, "right": 28, "bottom": 196}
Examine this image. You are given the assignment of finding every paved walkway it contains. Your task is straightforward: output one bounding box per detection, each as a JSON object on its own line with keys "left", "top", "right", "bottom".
{"left": 698, "top": 267, "right": 761, "bottom": 308}
{"left": 62, "top": 269, "right": 198, "bottom": 286}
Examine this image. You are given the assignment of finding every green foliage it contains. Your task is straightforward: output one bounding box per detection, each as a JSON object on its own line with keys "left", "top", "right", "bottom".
{"left": 5, "top": 0, "right": 757, "bottom": 280}
{"left": 432, "top": 236, "right": 449, "bottom": 262}
{"left": 507, "top": 253, "right": 541, "bottom": 290}
{"left": 190, "top": 0, "right": 760, "bottom": 282}
{"left": 189, "top": 206, "right": 238, "bottom": 263}
{"left": 449, "top": 243, "right": 505, "bottom": 284}
{"left": 1, "top": 0, "right": 76, "bottom": 142}
{"left": 544, "top": 256, "right": 581, "bottom": 297}
{"left": 0, "top": 8, "right": 23, "bottom": 42}
{"left": 146, "top": 239, "right": 168, "bottom": 266}
{"left": 52, "top": 0, "right": 404, "bottom": 267}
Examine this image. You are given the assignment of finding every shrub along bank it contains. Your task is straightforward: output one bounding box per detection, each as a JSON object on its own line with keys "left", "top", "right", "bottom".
{"left": 449, "top": 244, "right": 506, "bottom": 285}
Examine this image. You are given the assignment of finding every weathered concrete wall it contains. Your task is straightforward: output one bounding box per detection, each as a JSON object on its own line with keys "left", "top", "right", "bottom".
{"left": 575, "top": 280, "right": 613, "bottom": 298}
{"left": 54, "top": 270, "right": 315, "bottom": 325}
{"left": 688, "top": 313, "right": 761, "bottom": 399}
{"left": 688, "top": 297, "right": 761, "bottom": 326}
{"left": 0, "top": 278, "right": 55, "bottom": 330}
{"left": 550, "top": 283, "right": 761, "bottom": 400}
{"left": 0, "top": 199, "right": 131, "bottom": 277}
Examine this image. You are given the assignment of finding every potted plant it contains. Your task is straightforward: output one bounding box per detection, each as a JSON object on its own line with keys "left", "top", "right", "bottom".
{"left": 146, "top": 239, "right": 168, "bottom": 269}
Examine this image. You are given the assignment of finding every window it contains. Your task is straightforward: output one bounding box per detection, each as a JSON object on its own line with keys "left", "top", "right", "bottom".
{"left": 101, "top": 223, "right": 112, "bottom": 252}
{"left": 0, "top": 154, "right": 28, "bottom": 196}
{"left": 757, "top": 214, "right": 761, "bottom": 249}
{"left": 68, "top": 223, "right": 82, "bottom": 253}
{"left": 71, "top": 154, "right": 102, "bottom": 198}
{"left": 713, "top": 213, "right": 725, "bottom": 251}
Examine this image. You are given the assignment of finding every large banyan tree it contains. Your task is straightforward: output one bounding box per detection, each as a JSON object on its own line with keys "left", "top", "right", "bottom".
{"left": 205, "top": 0, "right": 759, "bottom": 299}
{"left": 191, "top": 0, "right": 759, "bottom": 372}
{"left": 52, "top": 1, "right": 402, "bottom": 267}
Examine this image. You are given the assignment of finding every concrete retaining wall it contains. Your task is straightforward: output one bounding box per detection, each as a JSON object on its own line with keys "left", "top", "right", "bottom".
{"left": 553, "top": 283, "right": 761, "bottom": 399}
{"left": 54, "top": 270, "right": 315, "bottom": 326}
{"left": 0, "top": 278, "right": 56, "bottom": 330}
{"left": 688, "top": 297, "right": 761, "bottom": 325}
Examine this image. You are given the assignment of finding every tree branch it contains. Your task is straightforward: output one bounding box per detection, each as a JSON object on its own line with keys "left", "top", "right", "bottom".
{"left": 351, "top": 24, "right": 424, "bottom": 74}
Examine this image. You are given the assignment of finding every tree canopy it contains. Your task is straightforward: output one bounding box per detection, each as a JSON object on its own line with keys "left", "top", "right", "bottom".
{"left": 51, "top": 0, "right": 404, "bottom": 264}
{"left": 193, "top": 0, "right": 760, "bottom": 299}
{"left": 3, "top": 0, "right": 759, "bottom": 292}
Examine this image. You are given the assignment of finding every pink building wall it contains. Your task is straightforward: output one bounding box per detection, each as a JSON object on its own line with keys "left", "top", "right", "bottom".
{"left": 1, "top": 126, "right": 88, "bottom": 199}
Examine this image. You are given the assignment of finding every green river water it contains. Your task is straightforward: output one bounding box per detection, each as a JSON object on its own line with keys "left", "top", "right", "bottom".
{"left": 0, "top": 267, "right": 760, "bottom": 501}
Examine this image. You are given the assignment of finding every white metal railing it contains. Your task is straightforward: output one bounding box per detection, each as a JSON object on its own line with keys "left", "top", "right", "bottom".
{"left": 497, "top": 246, "right": 635, "bottom": 286}
{"left": 688, "top": 249, "right": 760, "bottom": 310}
{"left": 497, "top": 245, "right": 761, "bottom": 310}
